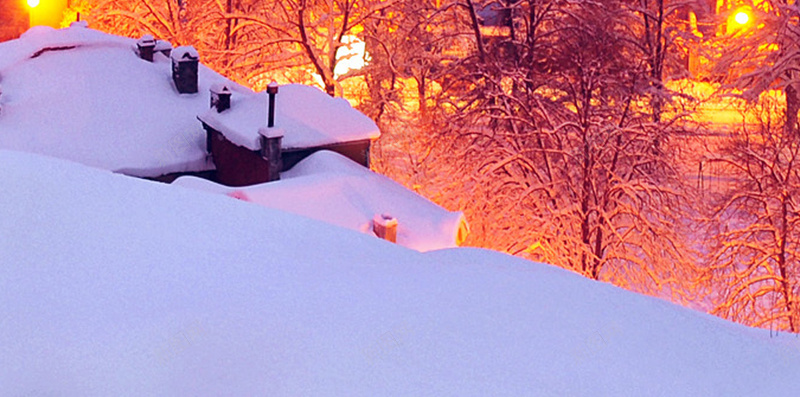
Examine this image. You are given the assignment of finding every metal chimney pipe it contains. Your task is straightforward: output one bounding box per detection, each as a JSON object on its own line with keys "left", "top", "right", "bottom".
{"left": 267, "top": 82, "right": 279, "bottom": 128}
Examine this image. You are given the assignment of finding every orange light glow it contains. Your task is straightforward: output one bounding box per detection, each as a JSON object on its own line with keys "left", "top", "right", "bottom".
{"left": 28, "top": 0, "right": 68, "bottom": 29}
{"left": 734, "top": 11, "right": 750, "bottom": 25}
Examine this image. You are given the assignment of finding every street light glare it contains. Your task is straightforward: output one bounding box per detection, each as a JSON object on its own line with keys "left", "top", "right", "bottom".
{"left": 27, "top": 0, "right": 40, "bottom": 8}
{"left": 735, "top": 11, "right": 750, "bottom": 25}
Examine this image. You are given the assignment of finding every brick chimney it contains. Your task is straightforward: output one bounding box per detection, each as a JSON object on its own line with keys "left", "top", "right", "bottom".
{"left": 136, "top": 35, "right": 156, "bottom": 62}
{"left": 210, "top": 83, "right": 232, "bottom": 112}
{"left": 171, "top": 46, "right": 199, "bottom": 94}
{"left": 258, "top": 127, "right": 283, "bottom": 182}
{"left": 373, "top": 213, "right": 398, "bottom": 243}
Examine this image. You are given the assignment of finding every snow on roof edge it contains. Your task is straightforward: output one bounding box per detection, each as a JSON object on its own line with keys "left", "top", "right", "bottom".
{"left": 0, "top": 26, "right": 136, "bottom": 74}
{"left": 198, "top": 85, "right": 380, "bottom": 151}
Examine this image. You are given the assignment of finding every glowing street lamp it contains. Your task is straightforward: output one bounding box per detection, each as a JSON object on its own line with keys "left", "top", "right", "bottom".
{"left": 734, "top": 11, "right": 750, "bottom": 26}
{"left": 27, "top": 0, "right": 68, "bottom": 29}
{"left": 726, "top": 7, "right": 752, "bottom": 35}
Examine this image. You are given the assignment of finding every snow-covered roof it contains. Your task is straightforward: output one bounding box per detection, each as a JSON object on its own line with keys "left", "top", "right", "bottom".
{"left": 477, "top": 1, "right": 509, "bottom": 27}
{"left": 174, "top": 150, "right": 467, "bottom": 251}
{"left": 198, "top": 84, "right": 380, "bottom": 151}
{"left": 0, "top": 25, "right": 248, "bottom": 177}
{"left": 2, "top": 149, "right": 800, "bottom": 395}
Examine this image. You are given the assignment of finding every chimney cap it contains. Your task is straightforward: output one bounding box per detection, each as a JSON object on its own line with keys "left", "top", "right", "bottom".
{"left": 267, "top": 82, "right": 279, "bottom": 94}
{"left": 374, "top": 213, "right": 398, "bottom": 227}
{"left": 137, "top": 34, "right": 156, "bottom": 46}
{"left": 258, "top": 126, "right": 284, "bottom": 139}
{"left": 210, "top": 83, "right": 232, "bottom": 95}
{"left": 171, "top": 46, "right": 199, "bottom": 61}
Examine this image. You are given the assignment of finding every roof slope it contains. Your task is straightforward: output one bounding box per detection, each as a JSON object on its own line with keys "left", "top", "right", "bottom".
{"left": 173, "top": 150, "right": 466, "bottom": 251}
{"left": 2, "top": 150, "right": 799, "bottom": 396}
{"left": 0, "top": 25, "right": 244, "bottom": 177}
{"left": 198, "top": 84, "right": 380, "bottom": 150}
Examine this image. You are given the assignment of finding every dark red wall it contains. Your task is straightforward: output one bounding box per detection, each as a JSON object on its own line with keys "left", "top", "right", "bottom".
{"left": 207, "top": 128, "right": 271, "bottom": 187}
{"left": 205, "top": 123, "right": 372, "bottom": 187}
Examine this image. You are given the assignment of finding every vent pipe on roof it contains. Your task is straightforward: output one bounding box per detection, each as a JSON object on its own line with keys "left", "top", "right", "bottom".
{"left": 136, "top": 35, "right": 156, "bottom": 62}
{"left": 267, "top": 82, "right": 279, "bottom": 128}
{"left": 373, "top": 214, "right": 398, "bottom": 243}
{"left": 210, "top": 83, "right": 231, "bottom": 112}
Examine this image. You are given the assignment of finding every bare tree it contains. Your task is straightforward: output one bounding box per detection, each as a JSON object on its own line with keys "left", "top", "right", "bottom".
{"left": 80, "top": 0, "right": 397, "bottom": 93}
{"left": 706, "top": 99, "right": 800, "bottom": 332}
{"left": 85, "top": 0, "right": 199, "bottom": 45}
{"left": 207, "top": 0, "right": 399, "bottom": 95}
{"left": 625, "top": 0, "right": 703, "bottom": 122}
{"left": 432, "top": 0, "right": 699, "bottom": 298}
{"left": 363, "top": 0, "right": 472, "bottom": 194}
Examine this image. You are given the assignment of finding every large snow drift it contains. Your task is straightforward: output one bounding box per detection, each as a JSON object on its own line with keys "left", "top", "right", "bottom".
{"left": 173, "top": 150, "right": 467, "bottom": 251}
{"left": 0, "top": 25, "right": 243, "bottom": 177}
{"left": 1, "top": 150, "right": 799, "bottom": 396}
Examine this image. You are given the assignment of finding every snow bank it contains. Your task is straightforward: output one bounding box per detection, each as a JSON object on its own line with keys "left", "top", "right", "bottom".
{"left": 174, "top": 150, "right": 467, "bottom": 251}
{"left": 198, "top": 84, "right": 380, "bottom": 150}
{"left": 0, "top": 26, "right": 246, "bottom": 177}
{"left": 1, "top": 150, "right": 799, "bottom": 396}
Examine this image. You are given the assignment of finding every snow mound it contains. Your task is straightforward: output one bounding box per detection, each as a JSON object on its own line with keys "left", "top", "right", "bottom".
{"left": 0, "top": 26, "right": 245, "bottom": 177}
{"left": 1, "top": 150, "right": 799, "bottom": 396}
{"left": 174, "top": 150, "right": 467, "bottom": 251}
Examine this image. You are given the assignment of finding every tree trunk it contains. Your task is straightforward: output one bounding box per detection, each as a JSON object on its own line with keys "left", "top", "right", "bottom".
{"left": 778, "top": 196, "right": 797, "bottom": 332}
{"left": 417, "top": 73, "right": 428, "bottom": 120}
{"left": 785, "top": 84, "right": 798, "bottom": 136}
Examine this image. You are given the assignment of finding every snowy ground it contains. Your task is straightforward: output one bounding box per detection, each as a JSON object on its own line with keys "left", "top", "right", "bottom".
{"left": 1, "top": 150, "right": 799, "bottom": 396}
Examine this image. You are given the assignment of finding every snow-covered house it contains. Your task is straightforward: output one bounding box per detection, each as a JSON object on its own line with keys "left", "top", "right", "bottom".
{"left": 198, "top": 83, "right": 380, "bottom": 187}
{"left": 0, "top": 24, "right": 239, "bottom": 180}
{"left": 477, "top": 1, "right": 513, "bottom": 38}
{"left": 0, "top": 25, "right": 380, "bottom": 186}
{"left": 173, "top": 150, "right": 469, "bottom": 251}
{"left": 0, "top": 25, "right": 464, "bottom": 248}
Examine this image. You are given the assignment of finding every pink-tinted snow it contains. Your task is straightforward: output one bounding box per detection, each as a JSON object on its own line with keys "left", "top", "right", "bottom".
{"left": 173, "top": 150, "right": 467, "bottom": 251}
{"left": 1, "top": 150, "right": 799, "bottom": 396}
